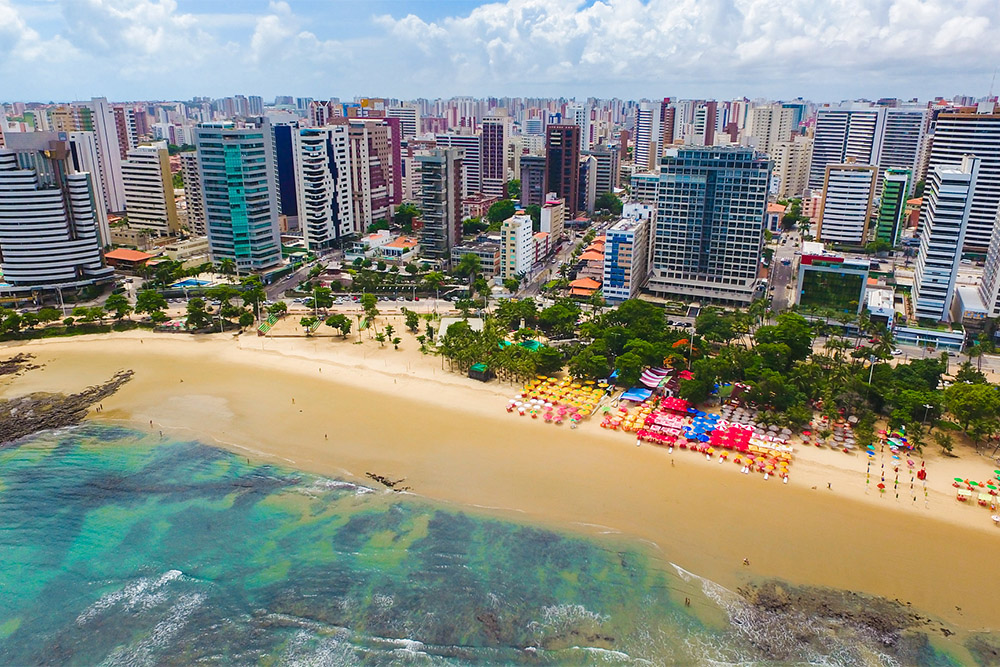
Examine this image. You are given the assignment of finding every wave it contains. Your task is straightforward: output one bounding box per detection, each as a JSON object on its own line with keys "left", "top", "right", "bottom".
{"left": 76, "top": 569, "right": 184, "bottom": 625}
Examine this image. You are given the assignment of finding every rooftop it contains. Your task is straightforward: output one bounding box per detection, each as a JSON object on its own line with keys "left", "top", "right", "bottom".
{"left": 385, "top": 235, "right": 419, "bottom": 249}
{"left": 104, "top": 248, "right": 154, "bottom": 262}
{"left": 767, "top": 203, "right": 787, "bottom": 214}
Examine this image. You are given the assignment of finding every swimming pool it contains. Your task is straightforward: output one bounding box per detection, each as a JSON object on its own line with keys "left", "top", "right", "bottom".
{"left": 170, "top": 278, "right": 212, "bottom": 288}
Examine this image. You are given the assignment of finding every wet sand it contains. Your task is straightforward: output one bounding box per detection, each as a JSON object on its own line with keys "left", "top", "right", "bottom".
{"left": 2, "top": 328, "right": 999, "bottom": 636}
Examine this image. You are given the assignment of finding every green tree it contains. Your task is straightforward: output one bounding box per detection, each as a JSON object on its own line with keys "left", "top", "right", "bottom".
{"left": 217, "top": 258, "right": 237, "bottom": 283}
{"left": 503, "top": 277, "right": 520, "bottom": 293}
{"left": 533, "top": 346, "right": 564, "bottom": 375}
{"left": 595, "top": 192, "right": 623, "bottom": 215}
{"left": 325, "top": 313, "right": 352, "bottom": 337}
{"left": 526, "top": 205, "right": 541, "bottom": 231}
{"left": 455, "top": 254, "right": 481, "bottom": 279}
{"left": 614, "top": 351, "right": 644, "bottom": 387}
{"left": 185, "top": 297, "right": 212, "bottom": 330}
{"left": 238, "top": 311, "right": 255, "bottom": 330}
{"left": 38, "top": 307, "right": 62, "bottom": 323}
{"left": 300, "top": 316, "right": 318, "bottom": 335}
{"left": 506, "top": 179, "right": 521, "bottom": 199}
{"left": 568, "top": 347, "right": 610, "bottom": 380}
{"left": 487, "top": 199, "right": 516, "bottom": 226}
{"left": 394, "top": 203, "right": 421, "bottom": 232}
{"left": 268, "top": 301, "right": 288, "bottom": 316}
{"left": 405, "top": 309, "right": 420, "bottom": 333}
{"left": 944, "top": 383, "right": 1000, "bottom": 431}
{"left": 422, "top": 271, "right": 447, "bottom": 292}
{"left": 135, "top": 290, "right": 168, "bottom": 317}
{"left": 104, "top": 294, "right": 132, "bottom": 320}
{"left": 240, "top": 276, "right": 267, "bottom": 319}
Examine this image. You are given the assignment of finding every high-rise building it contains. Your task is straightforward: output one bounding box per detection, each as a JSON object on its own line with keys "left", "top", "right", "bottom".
{"left": 629, "top": 172, "right": 658, "bottom": 204}
{"left": 924, "top": 104, "right": 1000, "bottom": 253}
{"left": 122, "top": 141, "right": 179, "bottom": 236}
{"left": 112, "top": 106, "right": 138, "bottom": 160}
{"left": 346, "top": 118, "right": 399, "bottom": 230}
{"left": 87, "top": 97, "right": 127, "bottom": 213}
{"left": 545, "top": 125, "right": 581, "bottom": 218}
{"left": 565, "top": 105, "right": 590, "bottom": 151}
{"left": 913, "top": 156, "right": 978, "bottom": 321}
{"left": 809, "top": 105, "right": 884, "bottom": 190}
{"left": 584, "top": 144, "right": 620, "bottom": 197}
{"left": 690, "top": 101, "right": 717, "bottom": 146}
{"left": 578, "top": 154, "right": 597, "bottom": 215}
{"left": 879, "top": 107, "right": 929, "bottom": 193}
{"left": 745, "top": 104, "right": 796, "bottom": 156}
{"left": 633, "top": 102, "right": 660, "bottom": 171}
{"left": 540, "top": 194, "right": 565, "bottom": 240}
{"left": 659, "top": 99, "right": 675, "bottom": 148}
{"left": 179, "top": 152, "right": 205, "bottom": 235}
{"left": 0, "top": 145, "right": 113, "bottom": 291}
{"left": 816, "top": 162, "right": 877, "bottom": 245}
{"left": 387, "top": 104, "right": 421, "bottom": 140}
{"left": 772, "top": 136, "right": 812, "bottom": 199}
{"left": 646, "top": 146, "right": 771, "bottom": 304}
{"left": 500, "top": 212, "right": 533, "bottom": 279}
{"left": 436, "top": 132, "right": 482, "bottom": 196}
{"left": 294, "top": 125, "right": 353, "bottom": 250}
{"left": 271, "top": 120, "right": 300, "bottom": 225}
{"left": 602, "top": 216, "right": 650, "bottom": 304}
{"left": 416, "top": 148, "right": 463, "bottom": 264}
{"left": 874, "top": 168, "right": 910, "bottom": 245}
{"left": 519, "top": 154, "right": 546, "bottom": 207}
{"left": 194, "top": 121, "right": 282, "bottom": 271}
{"left": 481, "top": 116, "right": 508, "bottom": 199}
{"left": 247, "top": 95, "right": 264, "bottom": 116}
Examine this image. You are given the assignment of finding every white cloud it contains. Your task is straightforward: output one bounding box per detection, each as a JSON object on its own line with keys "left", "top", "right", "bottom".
{"left": 1, "top": 0, "right": 998, "bottom": 100}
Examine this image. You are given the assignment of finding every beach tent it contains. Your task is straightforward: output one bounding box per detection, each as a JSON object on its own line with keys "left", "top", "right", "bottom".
{"left": 621, "top": 387, "right": 653, "bottom": 402}
{"left": 468, "top": 363, "right": 493, "bottom": 382}
{"left": 640, "top": 368, "right": 670, "bottom": 389}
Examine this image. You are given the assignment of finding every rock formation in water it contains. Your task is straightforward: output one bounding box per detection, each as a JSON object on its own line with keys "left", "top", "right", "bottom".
{"left": 0, "top": 369, "right": 134, "bottom": 445}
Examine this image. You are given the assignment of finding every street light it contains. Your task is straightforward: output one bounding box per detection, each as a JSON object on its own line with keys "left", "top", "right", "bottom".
{"left": 922, "top": 403, "right": 934, "bottom": 424}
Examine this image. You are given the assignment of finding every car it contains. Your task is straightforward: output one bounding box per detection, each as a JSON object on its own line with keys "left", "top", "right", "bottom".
{"left": 413, "top": 296, "right": 420, "bottom": 301}
{"left": 291, "top": 298, "right": 304, "bottom": 304}
{"left": 396, "top": 297, "right": 405, "bottom": 302}
{"left": 892, "top": 349, "right": 903, "bottom": 356}
{"left": 781, "top": 259, "right": 791, "bottom": 266}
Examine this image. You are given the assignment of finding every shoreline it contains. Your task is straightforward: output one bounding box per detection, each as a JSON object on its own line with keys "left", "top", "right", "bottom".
{"left": 2, "top": 329, "right": 1000, "bottom": 635}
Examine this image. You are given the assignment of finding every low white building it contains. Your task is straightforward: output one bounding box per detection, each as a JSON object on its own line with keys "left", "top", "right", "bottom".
{"left": 500, "top": 213, "right": 533, "bottom": 280}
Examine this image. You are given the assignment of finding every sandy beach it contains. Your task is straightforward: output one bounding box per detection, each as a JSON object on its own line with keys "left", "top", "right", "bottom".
{"left": 2, "top": 325, "right": 999, "bottom": 637}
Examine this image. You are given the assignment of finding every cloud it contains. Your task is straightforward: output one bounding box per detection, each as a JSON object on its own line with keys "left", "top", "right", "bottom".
{"left": 1, "top": 0, "right": 998, "bottom": 100}
{"left": 372, "top": 0, "right": 1000, "bottom": 97}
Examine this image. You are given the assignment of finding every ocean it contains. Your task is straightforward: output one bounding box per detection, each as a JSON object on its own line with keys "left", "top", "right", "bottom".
{"left": 0, "top": 424, "right": 980, "bottom": 665}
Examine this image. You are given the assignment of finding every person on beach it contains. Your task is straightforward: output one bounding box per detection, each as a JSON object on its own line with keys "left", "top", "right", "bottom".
{"left": 743, "top": 558, "right": 750, "bottom": 566}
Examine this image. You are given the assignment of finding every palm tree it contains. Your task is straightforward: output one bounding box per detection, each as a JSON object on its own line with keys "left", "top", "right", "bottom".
{"left": 218, "top": 258, "right": 237, "bottom": 284}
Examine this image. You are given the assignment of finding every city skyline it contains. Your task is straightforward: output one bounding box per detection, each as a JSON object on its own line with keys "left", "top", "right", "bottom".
{"left": 2, "top": 0, "right": 998, "bottom": 102}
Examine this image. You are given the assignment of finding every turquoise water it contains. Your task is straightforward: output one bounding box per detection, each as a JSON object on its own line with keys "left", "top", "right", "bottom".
{"left": 0, "top": 424, "right": 975, "bottom": 665}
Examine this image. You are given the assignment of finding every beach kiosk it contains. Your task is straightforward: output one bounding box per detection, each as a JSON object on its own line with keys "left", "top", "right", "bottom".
{"left": 468, "top": 363, "right": 494, "bottom": 382}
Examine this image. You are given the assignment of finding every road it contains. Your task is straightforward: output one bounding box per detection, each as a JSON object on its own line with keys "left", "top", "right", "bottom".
{"left": 768, "top": 231, "right": 801, "bottom": 312}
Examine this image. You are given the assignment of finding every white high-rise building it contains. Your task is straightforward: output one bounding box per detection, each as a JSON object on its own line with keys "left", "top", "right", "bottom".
{"left": 0, "top": 146, "right": 113, "bottom": 291}
{"left": 565, "top": 105, "right": 590, "bottom": 151}
{"left": 924, "top": 104, "right": 1000, "bottom": 253}
{"left": 816, "top": 163, "right": 877, "bottom": 245}
{"left": 633, "top": 102, "right": 661, "bottom": 171}
{"left": 87, "top": 97, "right": 127, "bottom": 212}
{"left": 387, "top": 104, "right": 421, "bottom": 140}
{"left": 773, "top": 136, "right": 813, "bottom": 199}
{"left": 809, "top": 105, "right": 885, "bottom": 190}
{"left": 179, "top": 152, "right": 205, "bottom": 235}
{"left": 294, "top": 125, "right": 353, "bottom": 250}
{"left": 122, "top": 141, "right": 179, "bottom": 236}
{"left": 500, "top": 213, "right": 533, "bottom": 279}
{"left": 913, "top": 156, "right": 978, "bottom": 321}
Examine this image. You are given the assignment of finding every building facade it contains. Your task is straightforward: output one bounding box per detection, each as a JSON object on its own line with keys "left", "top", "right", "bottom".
{"left": 816, "top": 162, "right": 877, "bottom": 246}
{"left": 633, "top": 102, "right": 661, "bottom": 171}
{"left": 874, "top": 168, "right": 910, "bottom": 245}
{"left": 772, "top": 136, "right": 812, "bottom": 199}
{"left": 519, "top": 155, "right": 546, "bottom": 207}
{"left": 912, "top": 156, "right": 978, "bottom": 321}
{"left": 416, "top": 148, "right": 463, "bottom": 265}
{"left": 646, "top": 147, "right": 771, "bottom": 304}
{"left": 122, "top": 141, "right": 179, "bottom": 236}
{"left": 500, "top": 213, "right": 534, "bottom": 279}
{"left": 194, "top": 122, "right": 282, "bottom": 271}
{"left": 545, "top": 125, "right": 581, "bottom": 218}
{"left": 480, "top": 116, "right": 508, "bottom": 199}
{"left": 294, "top": 125, "right": 353, "bottom": 250}
{"left": 602, "top": 216, "right": 649, "bottom": 303}
{"left": 179, "top": 152, "right": 205, "bottom": 235}
{"left": 0, "top": 146, "right": 113, "bottom": 291}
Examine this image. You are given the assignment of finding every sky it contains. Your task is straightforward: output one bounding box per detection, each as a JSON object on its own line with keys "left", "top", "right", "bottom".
{"left": 2, "top": 0, "right": 999, "bottom": 104}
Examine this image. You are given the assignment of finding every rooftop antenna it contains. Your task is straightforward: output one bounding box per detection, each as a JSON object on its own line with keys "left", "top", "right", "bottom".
{"left": 990, "top": 66, "right": 998, "bottom": 99}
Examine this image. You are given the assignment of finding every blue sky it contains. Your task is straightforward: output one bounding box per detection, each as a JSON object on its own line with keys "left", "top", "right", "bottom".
{"left": 2, "top": 0, "right": 998, "bottom": 103}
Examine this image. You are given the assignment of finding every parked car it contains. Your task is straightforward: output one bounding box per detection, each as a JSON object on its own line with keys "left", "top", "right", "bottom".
{"left": 892, "top": 349, "right": 903, "bottom": 356}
